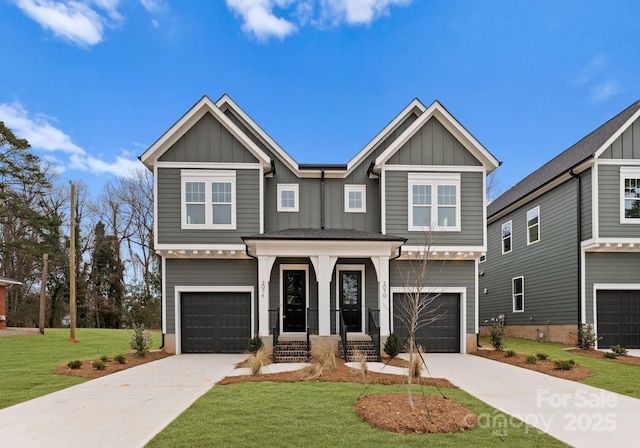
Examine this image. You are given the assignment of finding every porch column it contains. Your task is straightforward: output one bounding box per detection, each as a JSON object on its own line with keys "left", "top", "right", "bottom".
{"left": 311, "top": 255, "right": 337, "bottom": 336}
{"left": 375, "top": 256, "right": 391, "bottom": 336}
{"left": 257, "top": 256, "right": 276, "bottom": 337}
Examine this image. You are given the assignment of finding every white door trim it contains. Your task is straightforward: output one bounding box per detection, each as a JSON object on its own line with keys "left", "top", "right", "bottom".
{"left": 280, "top": 264, "right": 309, "bottom": 334}
{"left": 592, "top": 283, "right": 640, "bottom": 349}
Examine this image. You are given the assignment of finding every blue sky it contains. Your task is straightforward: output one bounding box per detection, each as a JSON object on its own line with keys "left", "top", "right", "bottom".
{"left": 1, "top": 0, "right": 640, "bottom": 196}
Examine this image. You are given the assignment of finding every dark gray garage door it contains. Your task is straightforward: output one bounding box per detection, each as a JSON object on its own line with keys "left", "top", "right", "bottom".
{"left": 181, "top": 292, "right": 251, "bottom": 353}
{"left": 597, "top": 290, "right": 640, "bottom": 349}
{"left": 393, "top": 293, "right": 460, "bottom": 353}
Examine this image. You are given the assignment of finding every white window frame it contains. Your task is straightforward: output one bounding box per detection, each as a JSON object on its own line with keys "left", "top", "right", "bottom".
{"left": 620, "top": 167, "right": 640, "bottom": 224}
{"left": 277, "top": 184, "right": 299, "bottom": 212}
{"left": 181, "top": 170, "right": 236, "bottom": 230}
{"left": 407, "top": 172, "right": 461, "bottom": 232}
{"left": 527, "top": 206, "right": 540, "bottom": 245}
{"left": 501, "top": 220, "right": 512, "bottom": 254}
{"left": 512, "top": 276, "right": 524, "bottom": 312}
{"left": 344, "top": 184, "right": 366, "bottom": 213}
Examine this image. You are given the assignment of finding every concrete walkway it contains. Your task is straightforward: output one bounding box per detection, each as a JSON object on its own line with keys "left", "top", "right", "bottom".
{"left": 0, "top": 354, "right": 244, "bottom": 448}
{"left": 395, "top": 353, "right": 640, "bottom": 447}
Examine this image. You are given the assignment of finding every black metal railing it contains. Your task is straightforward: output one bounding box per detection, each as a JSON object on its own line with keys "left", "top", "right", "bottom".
{"left": 306, "top": 308, "right": 311, "bottom": 360}
{"left": 339, "top": 309, "right": 348, "bottom": 361}
{"left": 269, "top": 308, "right": 280, "bottom": 363}
{"left": 368, "top": 308, "right": 381, "bottom": 362}
{"left": 307, "top": 309, "right": 319, "bottom": 335}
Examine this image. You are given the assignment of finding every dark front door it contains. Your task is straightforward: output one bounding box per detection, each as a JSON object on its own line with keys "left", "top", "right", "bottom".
{"left": 340, "top": 270, "right": 362, "bottom": 332}
{"left": 283, "top": 270, "right": 306, "bottom": 332}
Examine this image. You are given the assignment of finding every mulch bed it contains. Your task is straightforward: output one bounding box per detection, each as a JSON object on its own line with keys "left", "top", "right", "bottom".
{"left": 54, "top": 350, "right": 170, "bottom": 379}
{"left": 472, "top": 349, "right": 595, "bottom": 381}
{"left": 567, "top": 348, "right": 640, "bottom": 366}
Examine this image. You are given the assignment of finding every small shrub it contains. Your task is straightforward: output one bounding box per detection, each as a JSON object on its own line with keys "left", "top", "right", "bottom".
{"left": 92, "top": 360, "right": 106, "bottom": 370}
{"left": 246, "top": 345, "right": 272, "bottom": 376}
{"left": 130, "top": 324, "right": 152, "bottom": 357}
{"left": 311, "top": 340, "right": 337, "bottom": 370}
{"left": 504, "top": 350, "right": 516, "bottom": 358}
{"left": 536, "top": 352, "right": 549, "bottom": 361}
{"left": 67, "top": 359, "right": 82, "bottom": 369}
{"left": 489, "top": 318, "right": 506, "bottom": 350}
{"left": 303, "top": 363, "right": 323, "bottom": 380}
{"left": 383, "top": 333, "right": 403, "bottom": 359}
{"left": 100, "top": 355, "right": 109, "bottom": 362}
{"left": 114, "top": 354, "right": 127, "bottom": 364}
{"left": 610, "top": 345, "right": 628, "bottom": 356}
{"left": 603, "top": 352, "right": 618, "bottom": 359}
{"left": 247, "top": 335, "right": 264, "bottom": 354}
{"left": 553, "top": 359, "right": 576, "bottom": 371}
{"left": 573, "top": 324, "right": 599, "bottom": 350}
{"left": 525, "top": 355, "right": 537, "bottom": 364}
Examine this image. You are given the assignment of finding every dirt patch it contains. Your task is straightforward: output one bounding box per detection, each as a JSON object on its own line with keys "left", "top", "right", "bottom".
{"left": 473, "top": 349, "right": 595, "bottom": 381}
{"left": 54, "top": 350, "right": 170, "bottom": 379}
{"left": 567, "top": 349, "right": 640, "bottom": 366}
{"left": 355, "top": 394, "right": 477, "bottom": 434}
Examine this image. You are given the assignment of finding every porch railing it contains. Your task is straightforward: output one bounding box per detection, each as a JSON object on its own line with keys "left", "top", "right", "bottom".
{"left": 339, "top": 310, "right": 348, "bottom": 361}
{"left": 269, "top": 308, "right": 280, "bottom": 363}
{"left": 368, "top": 308, "right": 381, "bottom": 362}
{"left": 306, "top": 308, "right": 311, "bottom": 360}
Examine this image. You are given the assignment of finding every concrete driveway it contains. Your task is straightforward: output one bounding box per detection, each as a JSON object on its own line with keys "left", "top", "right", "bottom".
{"left": 0, "top": 354, "right": 244, "bottom": 448}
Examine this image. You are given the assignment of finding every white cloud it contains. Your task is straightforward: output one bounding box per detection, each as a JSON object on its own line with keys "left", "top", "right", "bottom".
{"left": 320, "top": 0, "right": 411, "bottom": 25}
{"left": 139, "top": 0, "right": 164, "bottom": 13}
{"left": 226, "top": 0, "right": 298, "bottom": 40}
{"left": 0, "top": 101, "right": 141, "bottom": 178}
{"left": 591, "top": 81, "right": 619, "bottom": 102}
{"left": 575, "top": 55, "right": 621, "bottom": 102}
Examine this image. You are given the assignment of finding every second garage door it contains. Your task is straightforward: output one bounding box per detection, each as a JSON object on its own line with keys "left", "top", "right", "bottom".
{"left": 181, "top": 292, "right": 251, "bottom": 353}
{"left": 393, "top": 293, "right": 460, "bottom": 353}
{"left": 596, "top": 290, "right": 640, "bottom": 349}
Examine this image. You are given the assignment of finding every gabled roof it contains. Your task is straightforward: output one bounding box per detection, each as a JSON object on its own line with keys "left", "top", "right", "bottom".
{"left": 488, "top": 100, "right": 640, "bottom": 218}
{"left": 373, "top": 100, "right": 500, "bottom": 172}
{"left": 139, "top": 96, "right": 272, "bottom": 170}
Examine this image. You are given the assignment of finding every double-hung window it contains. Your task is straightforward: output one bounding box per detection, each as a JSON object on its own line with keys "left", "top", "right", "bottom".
{"left": 181, "top": 170, "right": 236, "bottom": 229}
{"left": 277, "top": 184, "right": 299, "bottom": 212}
{"left": 527, "top": 206, "right": 540, "bottom": 244}
{"left": 344, "top": 185, "right": 366, "bottom": 213}
{"left": 621, "top": 167, "right": 640, "bottom": 223}
{"left": 501, "top": 221, "right": 512, "bottom": 254}
{"left": 408, "top": 173, "right": 461, "bottom": 231}
{"left": 513, "top": 276, "right": 524, "bottom": 312}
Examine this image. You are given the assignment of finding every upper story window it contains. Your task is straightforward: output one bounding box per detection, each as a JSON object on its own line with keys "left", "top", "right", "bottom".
{"left": 181, "top": 170, "right": 236, "bottom": 229}
{"left": 527, "top": 206, "right": 540, "bottom": 245}
{"left": 344, "top": 185, "right": 366, "bottom": 213}
{"left": 621, "top": 167, "right": 640, "bottom": 223}
{"left": 408, "top": 173, "right": 461, "bottom": 231}
{"left": 501, "top": 220, "right": 512, "bottom": 254}
{"left": 513, "top": 276, "right": 524, "bottom": 312}
{"left": 277, "top": 184, "right": 299, "bottom": 212}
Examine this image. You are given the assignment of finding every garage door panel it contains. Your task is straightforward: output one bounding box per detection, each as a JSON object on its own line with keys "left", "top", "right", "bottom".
{"left": 597, "top": 290, "right": 640, "bottom": 349}
{"left": 181, "top": 292, "right": 250, "bottom": 353}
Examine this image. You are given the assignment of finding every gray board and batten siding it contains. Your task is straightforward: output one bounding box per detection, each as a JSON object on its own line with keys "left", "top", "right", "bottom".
{"left": 599, "top": 117, "right": 640, "bottom": 160}
{"left": 164, "top": 258, "right": 258, "bottom": 334}
{"left": 390, "top": 259, "right": 476, "bottom": 334}
{"left": 385, "top": 171, "right": 485, "bottom": 246}
{"left": 479, "top": 180, "right": 580, "bottom": 326}
{"left": 598, "top": 164, "right": 640, "bottom": 239}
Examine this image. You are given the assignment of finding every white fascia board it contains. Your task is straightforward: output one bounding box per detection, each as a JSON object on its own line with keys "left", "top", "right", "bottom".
{"left": 155, "top": 243, "right": 248, "bottom": 251}
{"left": 593, "top": 107, "right": 640, "bottom": 159}
{"left": 157, "top": 162, "right": 262, "bottom": 170}
{"left": 374, "top": 101, "right": 500, "bottom": 172}
{"left": 0, "top": 278, "right": 22, "bottom": 286}
{"left": 400, "top": 245, "right": 486, "bottom": 259}
{"left": 140, "top": 96, "right": 271, "bottom": 170}
{"left": 247, "top": 240, "right": 402, "bottom": 258}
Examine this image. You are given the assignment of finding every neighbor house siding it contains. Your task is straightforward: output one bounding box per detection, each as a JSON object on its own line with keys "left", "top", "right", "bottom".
{"left": 480, "top": 180, "right": 579, "bottom": 326}
{"left": 165, "top": 258, "right": 257, "bottom": 334}
{"left": 385, "top": 170, "right": 484, "bottom": 246}
{"left": 584, "top": 252, "right": 640, "bottom": 324}
{"left": 389, "top": 260, "right": 476, "bottom": 333}
{"left": 598, "top": 164, "right": 640, "bottom": 238}
{"left": 157, "top": 167, "right": 260, "bottom": 244}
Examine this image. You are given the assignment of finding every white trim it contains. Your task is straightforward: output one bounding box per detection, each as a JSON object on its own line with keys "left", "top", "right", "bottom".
{"left": 501, "top": 220, "right": 513, "bottom": 255}
{"left": 620, "top": 166, "right": 640, "bottom": 224}
{"left": 155, "top": 243, "right": 247, "bottom": 251}
{"left": 597, "top": 159, "right": 640, "bottom": 166}
{"left": 279, "top": 264, "right": 309, "bottom": 333}
{"left": 385, "top": 164, "right": 486, "bottom": 172}
{"left": 344, "top": 185, "right": 366, "bottom": 213}
{"left": 174, "top": 285, "right": 255, "bottom": 355}
{"left": 246, "top": 239, "right": 402, "bottom": 258}
{"left": 277, "top": 184, "right": 299, "bottom": 212}
{"left": 156, "top": 162, "right": 262, "bottom": 170}
{"left": 482, "top": 170, "right": 488, "bottom": 249}
{"left": 580, "top": 248, "right": 586, "bottom": 323}
{"left": 593, "top": 107, "right": 640, "bottom": 159}
{"left": 336, "top": 265, "right": 366, "bottom": 333}
{"left": 161, "top": 256, "right": 166, "bottom": 334}
{"left": 512, "top": 276, "right": 524, "bottom": 313}
{"left": 389, "top": 286, "right": 467, "bottom": 354}
{"left": 526, "top": 205, "right": 541, "bottom": 245}
{"left": 592, "top": 283, "right": 640, "bottom": 349}
{"left": 474, "top": 258, "right": 479, "bottom": 334}
{"left": 181, "top": 170, "right": 236, "bottom": 230}
{"left": 407, "top": 172, "right": 461, "bottom": 232}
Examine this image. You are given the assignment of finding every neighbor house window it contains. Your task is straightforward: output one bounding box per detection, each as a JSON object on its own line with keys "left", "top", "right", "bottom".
{"left": 502, "top": 221, "right": 512, "bottom": 254}
{"left": 408, "top": 173, "right": 461, "bottom": 231}
{"left": 181, "top": 170, "right": 236, "bottom": 229}
{"left": 621, "top": 167, "right": 640, "bottom": 223}
{"left": 277, "top": 184, "right": 299, "bottom": 212}
{"left": 344, "top": 185, "right": 366, "bottom": 213}
{"left": 527, "top": 206, "right": 540, "bottom": 245}
{"left": 513, "top": 276, "right": 524, "bottom": 312}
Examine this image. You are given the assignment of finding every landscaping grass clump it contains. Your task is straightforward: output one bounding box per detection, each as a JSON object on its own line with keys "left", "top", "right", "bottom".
{"left": 504, "top": 349, "right": 516, "bottom": 358}
{"left": 525, "top": 355, "right": 537, "bottom": 364}
{"left": 311, "top": 340, "right": 337, "bottom": 370}
{"left": 92, "top": 360, "right": 106, "bottom": 370}
{"left": 553, "top": 359, "right": 575, "bottom": 371}
{"left": 100, "top": 355, "right": 109, "bottom": 362}
{"left": 383, "top": 333, "right": 403, "bottom": 359}
{"left": 409, "top": 347, "right": 424, "bottom": 378}
{"left": 536, "top": 352, "right": 549, "bottom": 361}
{"left": 114, "top": 354, "right": 127, "bottom": 364}
{"left": 67, "top": 359, "right": 82, "bottom": 369}
{"left": 610, "top": 345, "right": 628, "bottom": 356}
{"left": 603, "top": 352, "right": 618, "bottom": 359}
{"left": 356, "top": 351, "right": 368, "bottom": 379}
{"left": 246, "top": 345, "right": 272, "bottom": 376}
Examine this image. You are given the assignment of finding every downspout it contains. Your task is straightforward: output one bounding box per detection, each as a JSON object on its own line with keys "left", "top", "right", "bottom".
{"left": 321, "top": 169, "right": 325, "bottom": 230}
{"left": 368, "top": 161, "right": 382, "bottom": 233}
{"left": 570, "top": 169, "right": 582, "bottom": 325}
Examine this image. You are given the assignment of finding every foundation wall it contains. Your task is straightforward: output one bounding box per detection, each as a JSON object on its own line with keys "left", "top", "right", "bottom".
{"left": 479, "top": 324, "right": 577, "bottom": 345}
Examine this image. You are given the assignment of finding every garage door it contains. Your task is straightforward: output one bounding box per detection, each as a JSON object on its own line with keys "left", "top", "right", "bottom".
{"left": 393, "top": 293, "right": 460, "bottom": 353}
{"left": 181, "top": 292, "right": 251, "bottom": 353}
{"left": 597, "top": 290, "right": 640, "bottom": 349}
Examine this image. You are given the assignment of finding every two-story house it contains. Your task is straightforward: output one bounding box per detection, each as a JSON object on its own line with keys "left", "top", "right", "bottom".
{"left": 140, "top": 95, "right": 499, "bottom": 355}
{"left": 480, "top": 100, "right": 640, "bottom": 349}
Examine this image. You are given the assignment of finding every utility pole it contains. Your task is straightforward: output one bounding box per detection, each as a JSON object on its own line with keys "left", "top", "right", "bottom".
{"left": 39, "top": 253, "right": 48, "bottom": 335}
{"left": 69, "top": 182, "right": 77, "bottom": 342}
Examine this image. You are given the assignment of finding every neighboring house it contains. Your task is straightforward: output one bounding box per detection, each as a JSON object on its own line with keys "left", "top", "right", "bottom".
{"left": 0, "top": 277, "right": 22, "bottom": 329}
{"left": 480, "top": 100, "right": 640, "bottom": 348}
{"left": 140, "top": 95, "right": 499, "bottom": 355}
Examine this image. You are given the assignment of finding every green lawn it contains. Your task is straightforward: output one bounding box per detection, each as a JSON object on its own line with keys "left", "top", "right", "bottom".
{"left": 480, "top": 336, "right": 640, "bottom": 399}
{"left": 0, "top": 328, "right": 161, "bottom": 409}
{"left": 147, "top": 382, "right": 567, "bottom": 448}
